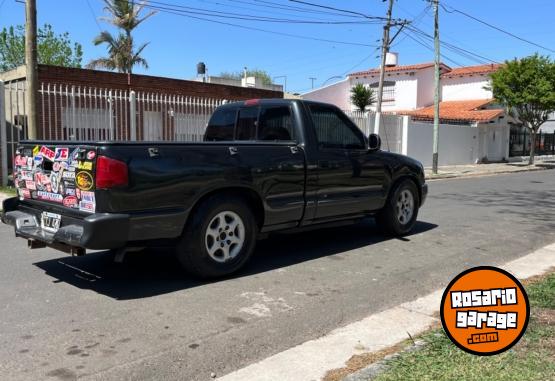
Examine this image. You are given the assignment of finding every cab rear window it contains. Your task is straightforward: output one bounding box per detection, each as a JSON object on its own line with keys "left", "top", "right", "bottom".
{"left": 204, "top": 108, "right": 236, "bottom": 141}
{"left": 204, "top": 105, "right": 295, "bottom": 142}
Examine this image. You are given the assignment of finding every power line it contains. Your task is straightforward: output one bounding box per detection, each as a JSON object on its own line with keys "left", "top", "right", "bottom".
{"left": 341, "top": 47, "right": 381, "bottom": 76}
{"left": 85, "top": 0, "right": 102, "bottom": 31}
{"left": 440, "top": 2, "right": 555, "bottom": 54}
{"left": 145, "top": 5, "right": 379, "bottom": 47}
{"left": 146, "top": 1, "right": 383, "bottom": 24}
{"left": 195, "top": 0, "right": 355, "bottom": 22}
{"left": 228, "top": 0, "right": 364, "bottom": 19}
{"left": 407, "top": 25, "right": 499, "bottom": 64}
{"left": 288, "top": 0, "right": 389, "bottom": 20}
{"left": 400, "top": 30, "right": 465, "bottom": 67}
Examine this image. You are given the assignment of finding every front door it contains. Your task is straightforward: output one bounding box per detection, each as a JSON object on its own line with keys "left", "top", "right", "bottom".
{"left": 307, "top": 104, "right": 386, "bottom": 220}
{"left": 487, "top": 126, "right": 503, "bottom": 161}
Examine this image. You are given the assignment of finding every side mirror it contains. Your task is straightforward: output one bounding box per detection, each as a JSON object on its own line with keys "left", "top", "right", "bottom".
{"left": 368, "top": 133, "right": 381, "bottom": 151}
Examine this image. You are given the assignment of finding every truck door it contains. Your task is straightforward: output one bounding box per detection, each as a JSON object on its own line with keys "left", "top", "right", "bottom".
{"left": 306, "top": 104, "right": 386, "bottom": 220}
{"left": 233, "top": 104, "right": 306, "bottom": 227}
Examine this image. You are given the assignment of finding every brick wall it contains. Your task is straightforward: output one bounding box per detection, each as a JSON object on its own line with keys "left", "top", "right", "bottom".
{"left": 38, "top": 65, "right": 282, "bottom": 100}
{"left": 36, "top": 65, "right": 283, "bottom": 142}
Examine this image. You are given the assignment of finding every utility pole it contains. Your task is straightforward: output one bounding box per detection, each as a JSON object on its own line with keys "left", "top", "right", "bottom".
{"left": 309, "top": 77, "right": 316, "bottom": 89}
{"left": 374, "top": 0, "right": 394, "bottom": 135}
{"left": 25, "top": 0, "right": 38, "bottom": 140}
{"left": 432, "top": 0, "right": 440, "bottom": 174}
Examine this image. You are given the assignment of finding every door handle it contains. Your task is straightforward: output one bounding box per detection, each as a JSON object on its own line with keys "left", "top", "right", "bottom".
{"left": 228, "top": 146, "right": 239, "bottom": 156}
{"left": 290, "top": 146, "right": 299, "bottom": 154}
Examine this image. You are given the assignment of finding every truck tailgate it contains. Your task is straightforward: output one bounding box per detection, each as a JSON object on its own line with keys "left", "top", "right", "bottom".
{"left": 13, "top": 144, "right": 98, "bottom": 213}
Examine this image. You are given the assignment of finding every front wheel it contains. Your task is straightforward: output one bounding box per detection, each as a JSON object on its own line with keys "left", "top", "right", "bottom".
{"left": 376, "top": 179, "right": 420, "bottom": 236}
{"left": 176, "top": 195, "right": 257, "bottom": 278}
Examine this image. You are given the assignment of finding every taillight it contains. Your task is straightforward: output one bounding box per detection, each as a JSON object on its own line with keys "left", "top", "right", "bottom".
{"left": 96, "top": 155, "right": 128, "bottom": 189}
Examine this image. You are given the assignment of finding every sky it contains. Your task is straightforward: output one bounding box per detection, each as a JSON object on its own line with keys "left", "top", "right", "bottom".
{"left": 0, "top": 0, "right": 554, "bottom": 93}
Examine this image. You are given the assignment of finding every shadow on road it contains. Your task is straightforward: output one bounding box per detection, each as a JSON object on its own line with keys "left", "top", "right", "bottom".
{"left": 33, "top": 219, "right": 437, "bottom": 300}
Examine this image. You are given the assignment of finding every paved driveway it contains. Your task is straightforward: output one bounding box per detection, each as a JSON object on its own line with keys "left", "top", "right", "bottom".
{"left": 1, "top": 170, "right": 554, "bottom": 380}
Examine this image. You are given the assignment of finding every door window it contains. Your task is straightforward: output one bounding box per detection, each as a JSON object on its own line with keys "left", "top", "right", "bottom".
{"left": 236, "top": 107, "right": 259, "bottom": 140}
{"left": 308, "top": 105, "right": 365, "bottom": 149}
{"left": 258, "top": 106, "right": 295, "bottom": 141}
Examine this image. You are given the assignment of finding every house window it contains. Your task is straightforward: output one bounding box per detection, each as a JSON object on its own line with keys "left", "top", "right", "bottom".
{"left": 369, "top": 81, "right": 396, "bottom": 103}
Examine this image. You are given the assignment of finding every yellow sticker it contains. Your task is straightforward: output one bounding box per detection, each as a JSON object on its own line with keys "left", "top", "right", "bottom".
{"left": 76, "top": 171, "right": 93, "bottom": 191}
{"left": 33, "top": 145, "right": 40, "bottom": 157}
{"left": 77, "top": 161, "right": 93, "bottom": 171}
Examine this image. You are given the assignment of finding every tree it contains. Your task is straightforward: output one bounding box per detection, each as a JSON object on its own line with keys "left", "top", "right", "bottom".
{"left": 490, "top": 54, "right": 555, "bottom": 165}
{"left": 350, "top": 83, "right": 375, "bottom": 112}
{"left": 219, "top": 69, "right": 273, "bottom": 85}
{"left": 87, "top": 0, "right": 156, "bottom": 74}
{"left": 0, "top": 24, "right": 83, "bottom": 71}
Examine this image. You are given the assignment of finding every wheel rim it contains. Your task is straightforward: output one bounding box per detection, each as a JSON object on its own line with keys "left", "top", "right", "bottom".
{"left": 205, "top": 211, "right": 245, "bottom": 263}
{"left": 396, "top": 189, "right": 414, "bottom": 225}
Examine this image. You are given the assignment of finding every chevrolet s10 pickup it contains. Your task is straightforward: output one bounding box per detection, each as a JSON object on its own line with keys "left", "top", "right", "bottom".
{"left": 2, "top": 99, "right": 427, "bottom": 278}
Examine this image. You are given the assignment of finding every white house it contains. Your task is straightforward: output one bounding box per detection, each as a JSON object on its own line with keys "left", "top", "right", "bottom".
{"left": 302, "top": 58, "right": 510, "bottom": 162}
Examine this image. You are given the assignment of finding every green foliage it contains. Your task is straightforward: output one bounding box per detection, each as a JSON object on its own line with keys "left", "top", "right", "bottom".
{"left": 88, "top": 0, "right": 156, "bottom": 74}
{"left": 373, "top": 273, "right": 555, "bottom": 381}
{"left": 0, "top": 24, "right": 83, "bottom": 71}
{"left": 490, "top": 54, "right": 555, "bottom": 131}
{"left": 490, "top": 54, "right": 555, "bottom": 164}
{"left": 350, "top": 83, "right": 375, "bottom": 112}
{"left": 219, "top": 69, "right": 273, "bottom": 85}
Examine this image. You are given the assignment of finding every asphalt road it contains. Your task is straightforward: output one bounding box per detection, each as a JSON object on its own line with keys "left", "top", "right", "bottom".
{"left": 1, "top": 170, "right": 555, "bottom": 381}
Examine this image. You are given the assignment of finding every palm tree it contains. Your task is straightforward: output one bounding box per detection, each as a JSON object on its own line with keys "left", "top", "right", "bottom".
{"left": 87, "top": 1, "right": 155, "bottom": 74}
{"left": 350, "top": 83, "right": 375, "bottom": 112}
{"left": 88, "top": 32, "right": 148, "bottom": 74}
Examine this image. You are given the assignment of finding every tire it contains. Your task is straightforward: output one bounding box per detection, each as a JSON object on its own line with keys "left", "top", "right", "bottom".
{"left": 176, "top": 195, "right": 258, "bottom": 278}
{"left": 376, "top": 179, "right": 420, "bottom": 236}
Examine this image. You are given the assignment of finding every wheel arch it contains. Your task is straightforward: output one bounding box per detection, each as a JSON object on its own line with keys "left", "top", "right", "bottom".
{"left": 389, "top": 173, "right": 422, "bottom": 206}
{"left": 185, "top": 185, "right": 265, "bottom": 232}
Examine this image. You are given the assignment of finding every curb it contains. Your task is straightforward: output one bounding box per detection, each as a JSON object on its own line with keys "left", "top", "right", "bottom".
{"left": 331, "top": 244, "right": 555, "bottom": 381}
{"left": 425, "top": 164, "right": 551, "bottom": 181}
{"left": 217, "top": 243, "right": 555, "bottom": 381}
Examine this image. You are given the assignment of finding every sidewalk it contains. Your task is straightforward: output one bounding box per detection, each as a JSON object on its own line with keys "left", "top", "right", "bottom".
{"left": 425, "top": 159, "right": 555, "bottom": 180}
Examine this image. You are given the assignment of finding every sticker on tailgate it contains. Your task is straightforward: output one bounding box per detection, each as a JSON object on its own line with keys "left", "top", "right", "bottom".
{"left": 13, "top": 145, "right": 97, "bottom": 213}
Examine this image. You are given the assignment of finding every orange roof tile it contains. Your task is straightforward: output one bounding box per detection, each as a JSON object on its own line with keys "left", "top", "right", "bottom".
{"left": 349, "top": 62, "right": 451, "bottom": 77}
{"left": 398, "top": 99, "right": 504, "bottom": 123}
{"left": 441, "top": 63, "right": 502, "bottom": 78}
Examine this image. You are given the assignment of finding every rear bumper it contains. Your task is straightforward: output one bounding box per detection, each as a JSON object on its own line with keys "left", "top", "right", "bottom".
{"left": 1, "top": 197, "right": 187, "bottom": 250}
{"left": 2, "top": 198, "right": 129, "bottom": 250}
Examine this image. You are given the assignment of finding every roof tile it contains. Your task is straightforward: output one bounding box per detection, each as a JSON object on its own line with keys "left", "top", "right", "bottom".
{"left": 397, "top": 99, "right": 503, "bottom": 122}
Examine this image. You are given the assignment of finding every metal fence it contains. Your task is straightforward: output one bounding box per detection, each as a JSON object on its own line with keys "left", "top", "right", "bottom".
{"left": 343, "top": 110, "right": 404, "bottom": 154}
{"left": 1, "top": 81, "right": 406, "bottom": 185}
{"left": 509, "top": 130, "right": 555, "bottom": 157}
{"left": 38, "top": 83, "right": 225, "bottom": 142}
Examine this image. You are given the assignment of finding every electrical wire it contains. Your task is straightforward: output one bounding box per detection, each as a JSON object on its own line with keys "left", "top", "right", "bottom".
{"left": 144, "top": 4, "right": 380, "bottom": 47}
{"left": 406, "top": 25, "right": 500, "bottom": 65}
{"left": 147, "top": 0, "right": 383, "bottom": 24}
{"left": 227, "top": 0, "right": 365, "bottom": 19}
{"left": 85, "top": 0, "right": 103, "bottom": 31}
{"left": 440, "top": 2, "right": 555, "bottom": 54}
{"left": 288, "top": 0, "right": 385, "bottom": 20}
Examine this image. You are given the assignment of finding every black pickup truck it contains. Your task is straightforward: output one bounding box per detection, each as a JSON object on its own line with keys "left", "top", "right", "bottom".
{"left": 2, "top": 99, "right": 427, "bottom": 278}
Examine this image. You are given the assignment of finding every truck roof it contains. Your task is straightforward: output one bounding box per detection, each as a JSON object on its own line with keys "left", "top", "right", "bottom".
{"left": 219, "top": 98, "right": 331, "bottom": 109}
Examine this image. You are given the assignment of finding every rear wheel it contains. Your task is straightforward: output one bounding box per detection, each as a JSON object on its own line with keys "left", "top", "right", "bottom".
{"left": 176, "top": 195, "right": 257, "bottom": 278}
{"left": 376, "top": 179, "right": 419, "bottom": 236}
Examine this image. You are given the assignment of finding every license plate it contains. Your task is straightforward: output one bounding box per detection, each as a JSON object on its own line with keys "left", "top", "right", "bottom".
{"left": 41, "top": 212, "right": 61, "bottom": 233}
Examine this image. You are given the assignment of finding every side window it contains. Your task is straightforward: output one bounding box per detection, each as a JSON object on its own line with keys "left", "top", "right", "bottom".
{"left": 258, "top": 106, "right": 295, "bottom": 141}
{"left": 204, "top": 108, "right": 236, "bottom": 141}
{"left": 236, "top": 107, "right": 259, "bottom": 141}
{"left": 308, "top": 105, "right": 365, "bottom": 149}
